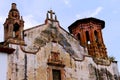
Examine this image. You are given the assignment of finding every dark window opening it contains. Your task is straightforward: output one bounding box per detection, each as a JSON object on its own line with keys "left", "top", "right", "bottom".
{"left": 94, "top": 30, "right": 98, "bottom": 42}
{"left": 86, "top": 31, "right": 90, "bottom": 44}
{"left": 13, "top": 23, "right": 20, "bottom": 38}
{"left": 52, "top": 69, "right": 61, "bottom": 80}
{"left": 77, "top": 33, "right": 81, "bottom": 43}
{"left": 13, "top": 23, "right": 19, "bottom": 32}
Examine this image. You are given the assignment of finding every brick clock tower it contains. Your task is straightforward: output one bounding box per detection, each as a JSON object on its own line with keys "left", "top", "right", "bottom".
{"left": 68, "top": 18, "right": 109, "bottom": 65}
{"left": 4, "top": 3, "right": 24, "bottom": 45}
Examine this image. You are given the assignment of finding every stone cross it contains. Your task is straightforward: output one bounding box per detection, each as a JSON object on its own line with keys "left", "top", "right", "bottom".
{"left": 48, "top": 10, "right": 55, "bottom": 20}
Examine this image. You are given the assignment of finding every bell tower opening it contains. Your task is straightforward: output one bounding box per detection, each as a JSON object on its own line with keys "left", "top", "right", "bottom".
{"left": 77, "top": 33, "right": 81, "bottom": 43}
{"left": 86, "top": 31, "right": 90, "bottom": 44}
{"left": 13, "top": 23, "right": 20, "bottom": 38}
{"left": 94, "top": 30, "right": 98, "bottom": 42}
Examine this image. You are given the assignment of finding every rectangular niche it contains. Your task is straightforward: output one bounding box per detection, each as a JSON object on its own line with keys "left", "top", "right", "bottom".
{"left": 52, "top": 69, "right": 61, "bottom": 80}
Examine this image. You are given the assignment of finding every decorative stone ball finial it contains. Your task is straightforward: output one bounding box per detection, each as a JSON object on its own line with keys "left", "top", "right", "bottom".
{"left": 11, "top": 3, "right": 17, "bottom": 9}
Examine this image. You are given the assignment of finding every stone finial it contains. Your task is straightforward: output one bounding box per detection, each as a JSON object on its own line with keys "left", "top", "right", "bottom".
{"left": 11, "top": 3, "right": 17, "bottom": 9}
{"left": 8, "top": 3, "right": 20, "bottom": 19}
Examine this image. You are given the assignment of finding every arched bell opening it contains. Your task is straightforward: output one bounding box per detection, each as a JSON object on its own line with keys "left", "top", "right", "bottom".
{"left": 13, "top": 23, "right": 20, "bottom": 38}
{"left": 94, "top": 30, "right": 98, "bottom": 42}
{"left": 77, "top": 33, "right": 81, "bottom": 44}
{"left": 86, "top": 31, "right": 90, "bottom": 44}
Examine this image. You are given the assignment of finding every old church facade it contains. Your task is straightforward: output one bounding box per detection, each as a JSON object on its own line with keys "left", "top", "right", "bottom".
{"left": 0, "top": 3, "right": 119, "bottom": 80}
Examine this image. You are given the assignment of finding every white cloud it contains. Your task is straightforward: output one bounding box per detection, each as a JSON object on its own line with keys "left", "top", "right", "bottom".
{"left": 64, "top": 0, "right": 69, "bottom": 5}
{"left": 23, "top": 14, "right": 40, "bottom": 29}
{"left": 63, "top": 0, "right": 71, "bottom": 7}
{"left": 89, "top": 6, "right": 103, "bottom": 17}
{"left": 75, "top": 11, "right": 90, "bottom": 19}
{"left": 75, "top": 6, "right": 103, "bottom": 19}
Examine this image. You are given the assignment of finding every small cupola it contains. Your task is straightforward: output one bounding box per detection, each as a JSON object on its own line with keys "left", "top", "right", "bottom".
{"left": 3, "top": 3, "right": 24, "bottom": 45}
{"left": 68, "top": 17, "right": 108, "bottom": 60}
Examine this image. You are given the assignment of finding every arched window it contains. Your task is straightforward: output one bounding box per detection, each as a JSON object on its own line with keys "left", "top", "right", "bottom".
{"left": 86, "top": 31, "right": 90, "bottom": 44}
{"left": 77, "top": 33, "right": 81, "bottom": 42}
{"left": 94, "top": 30, "right": 98, "bottom": 42}
{"left": 13, "top": 23, "right": 20, "bottom": 38}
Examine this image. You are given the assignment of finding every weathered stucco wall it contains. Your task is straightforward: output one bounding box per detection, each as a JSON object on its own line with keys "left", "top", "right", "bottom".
{"left": 0, "top": 52, "right": 8, "bottom": 80}
{"left": 7, "top": 20, "right": 119, "bottom": 80}
{"left": 24, "top": 21, "right": 86, "bottom": 59}
{"left": 7, "top": 43, "right": 120, "bottom": 80}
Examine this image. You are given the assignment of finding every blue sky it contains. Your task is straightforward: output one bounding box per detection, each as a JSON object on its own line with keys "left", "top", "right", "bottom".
{"left": 0, "top": 0, "right": 120, "bottom": 71}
